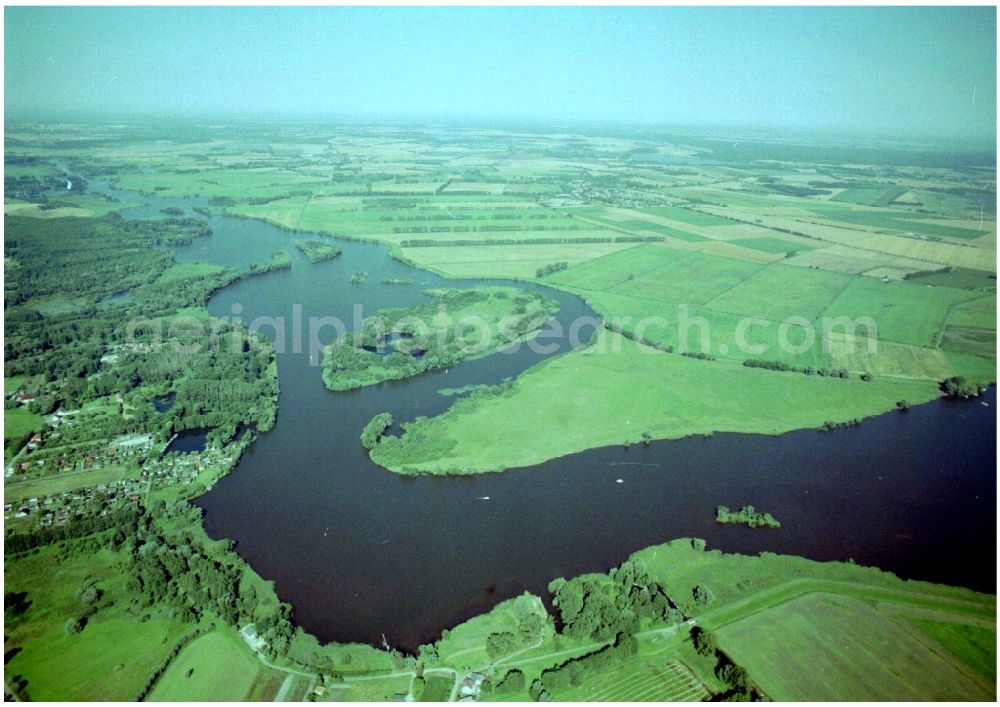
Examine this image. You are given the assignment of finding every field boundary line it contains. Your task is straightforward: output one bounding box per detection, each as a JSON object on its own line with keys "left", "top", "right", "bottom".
{"left": 875, "top": 602, "right": 996, "bottom": 694}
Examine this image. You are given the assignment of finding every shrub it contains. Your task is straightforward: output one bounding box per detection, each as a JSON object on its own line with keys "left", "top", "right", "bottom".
{"left": 691, "top": 626, "right": 717, "bottom": 657}
{"left": 693, "top": 585, "right": 714, "bottom": 607}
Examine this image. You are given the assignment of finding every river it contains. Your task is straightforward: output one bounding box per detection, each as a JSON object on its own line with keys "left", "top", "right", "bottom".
{"left": 87, "top": 178, "right": 995, "bottom": 653}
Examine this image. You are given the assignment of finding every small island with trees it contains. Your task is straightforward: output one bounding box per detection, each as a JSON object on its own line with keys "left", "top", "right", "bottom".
{"left": 361, "top": 413, "right": 394, "bottom": 450}
{"left": 716, "top": 505, "right": 781, "bottom": 529}
{"left": 322, "top": 286, "right": 558, "bottom": 391}
{"left": 295, "top": 239, "right": 342, "bottom": 263}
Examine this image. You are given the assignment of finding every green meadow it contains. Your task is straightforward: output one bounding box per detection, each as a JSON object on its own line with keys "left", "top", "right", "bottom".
{"left": 4, "top": 546, "right": 189, "bottom": 701}
{"left": 156, "top": 261, "right": 227, "bottom": 284}
{"left": 4, "top": 407, "right": 45, "bottom": 442}
{"left": 147, "top": 629, "right": 284, "bottom": 701}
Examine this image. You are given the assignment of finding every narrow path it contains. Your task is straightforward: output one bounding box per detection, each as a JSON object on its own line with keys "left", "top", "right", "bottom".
{"left": 273, "top": 674, "right": 293, "bottom": 702}
{"left": 491, "top": 637, "right": 545, "bottom": 668}
{"left": 252, "top": 650, "right": 315, "bottom": 679}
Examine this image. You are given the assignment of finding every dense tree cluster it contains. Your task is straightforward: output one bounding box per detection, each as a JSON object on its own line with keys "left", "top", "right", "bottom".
{"left": 485, "top": 631, "right": 518, "bottom": 660}
{"left": 361, "top": 413, "right": 393, "bottom": 450}
{"left": 535, "top": 262, "right": 569, "bottom": 278}
{"left": 4, "top": 213, "right": 279, "bottom": 466}
{"left": 117, "top": 505, "right": 294, "bottom": 656}
{"left": 548, "top": 558, "right": 682, "bottom": 641}
{"left": 295, "top": 239, "right": 342, "bottom": 263}
{"left": 495, "top": 668, "right": 526, "bottom": 695}
{"left": 5, "top": 507, "right": 143, "bottom": 554}
{"left": 603, "top": 322, "right": 674, "bottom": 353}
{"left": 941, "top": 375, "right": 986, "bottom": 398}
{"left": 693, "top": 585, "right": 715, "bottom": 607}
{"left": 530, "top": 632, "right": 638, "bottom": 699}
{"left": 691, "top": 626, "right": 717, "bottom": 656}
{"left": 4, "top": 161, "right": 87, "bottom": 202}
{"left": 743, "top": 359, "right": 850, "bottom": 379}
{"left": 715, "top": 505, "right": 781, "bottom": 529}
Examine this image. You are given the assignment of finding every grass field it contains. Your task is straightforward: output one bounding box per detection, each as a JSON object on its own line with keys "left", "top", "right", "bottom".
{"left": 4, "top": 407, "right": 44, "bottom": 442}
{"left": 398, "top": 241, "right": 637, "bottom": 279}
{"left": 4, "top": 376, "right": 29, "bottom": 394}
{"left": 947, "top": 294, "right": 997, "bottom": 330}
{"left": 547, "top": 244, "right": 762, "bottom": 306}
{"left": 538, "top": 243, "right": 993, "bottom": 378}
{"left": 716, "top": 593, "right": 993, "bottom": 700}
{"left": 29, "top": 295, "right": 90, "bottom": 316}
{"left": 731, "top": 236, "right": 814, "bottom": 254}
{"left": 702, "top": 263, "right": 850, "bottom": 321}
{"left": 636, "top": 206, "right": 735, "bottom": 227}
{"left": 4, "top": 546, "right": 188, "bottom": 701}
{"left": 570, "top": 209, "right": 707, "bottom": 242}
{"left": 906, "top": 617, "right": 997, "bottom": 684}
{"left": 806, "top": 204, "right": 988, "bottom": 240}
{"left": 940, "top": 326, "right": 997, "bottom": 358}
{"left": 625, "top": 540, "right": 995, "bottom": 700}
{"left": 372, "top": 329, "right": 939, "bottom": 473}
{"left": 5, "top": 465, "right": 134, "bottom": 504}
{"left": 147, "top": 629, "right": 278, "bottom": 701}
{"left": 338, "top": 675, "right": 413, "bottom": 701}
{"left": 435, "top": 594, "right": 552, "bottom": 669}
{"left": 819, "top": 276, "right": 979, "bottom": 347}
{"left": 419, "top": 673, "right": 455, "bottom": 701}
{"left": 156, "top": 261, "right": 227, "bottom": 284}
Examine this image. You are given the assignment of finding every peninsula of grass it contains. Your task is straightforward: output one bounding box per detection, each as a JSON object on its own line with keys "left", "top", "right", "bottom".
{"left": 323, "top": 287, "right": 557, "bottom": 391}
{"left": 716, "top": 505, "right": 780, "bottom": 529}
{"left": 369, "top": 329, "right": 940, "bottom": 474}
{"left": 295, "top": 239, "right": 342, "bottom": 263}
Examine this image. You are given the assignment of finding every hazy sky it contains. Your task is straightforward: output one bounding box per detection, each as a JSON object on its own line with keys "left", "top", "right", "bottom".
{"left": 5, "top": 6, "right": 996, "bottom": 140}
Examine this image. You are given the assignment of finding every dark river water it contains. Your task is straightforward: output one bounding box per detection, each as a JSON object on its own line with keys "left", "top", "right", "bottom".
{"left": 87, "top": 179, "right": 996, "bottom": 653}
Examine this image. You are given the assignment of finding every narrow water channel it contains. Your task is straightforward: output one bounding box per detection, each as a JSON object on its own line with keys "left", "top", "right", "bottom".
{"left": 87, "top": 178, "right": 996, "bottom": 653}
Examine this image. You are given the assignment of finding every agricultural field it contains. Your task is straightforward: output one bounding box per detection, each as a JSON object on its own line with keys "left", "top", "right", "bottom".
{"left": 631, "top": 540, "right": 995, "bottom": 700}
{"left": 2, "top": 117, "right": 995, "bottom": 702}
{"left": 716, "top": 593, "right": 993, "bottom": 700}
{"left": 528, "top": 242, "right": 994, "bottom": 381}
{"left": 147, "top": 629, "right": 287, "bottom": 701}
{"left": 551, "top": 658, "right": 710, "bottom": 702}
